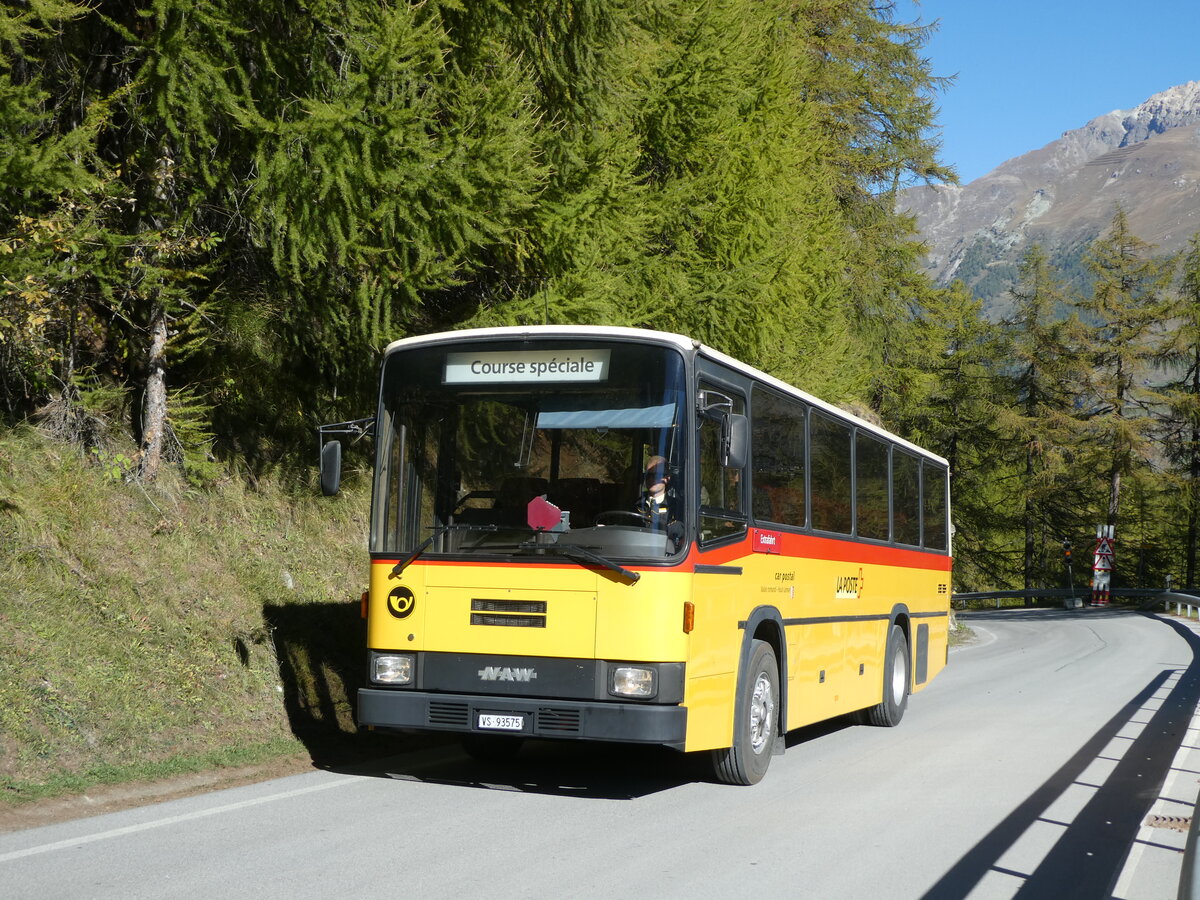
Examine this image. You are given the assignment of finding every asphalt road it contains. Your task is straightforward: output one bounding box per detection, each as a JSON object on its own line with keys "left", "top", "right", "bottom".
{"left": 3, "top": 607, "right": 1199, "bottom": 899}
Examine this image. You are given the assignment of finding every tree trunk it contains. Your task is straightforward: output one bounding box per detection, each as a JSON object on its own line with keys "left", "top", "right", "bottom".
{"left": 1188, "top": 423, "right": 1199, "bottom": 590}
{"left": 136, "top": 303, "right": 168, "bottom": 481}
{"left": 1024, "top": 445, "right": 1035, "bottom": 605}
{"left": 1108, "top": 464, "right": 1121, "bottom": 527}
{"left": 1189, "top": 350, "right": 1200, "bottom": 589}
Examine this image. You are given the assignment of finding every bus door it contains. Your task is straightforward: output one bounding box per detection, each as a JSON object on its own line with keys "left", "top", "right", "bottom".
{"left": 686, "top": 385, "right": 753, "bottom": 750}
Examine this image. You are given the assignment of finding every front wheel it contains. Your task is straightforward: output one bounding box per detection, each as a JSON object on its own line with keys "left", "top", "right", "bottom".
{"left": 711, "top": 639, "right": 779, "bottom": 785}
{"left": 867, "top": 625, "right": 910, "bottom": 727}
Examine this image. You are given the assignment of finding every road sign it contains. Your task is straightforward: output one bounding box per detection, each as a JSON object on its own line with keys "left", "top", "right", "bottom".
{"left": 1092, "top": 525, "right": 1115, "bottom": 604}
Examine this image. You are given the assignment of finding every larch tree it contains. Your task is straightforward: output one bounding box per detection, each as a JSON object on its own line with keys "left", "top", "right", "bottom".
{"left": 0, "top": 0, "right": 97, "bottom": 416}
{"left": 1162, "top": 233, "right": 1200, "bottom": 587}
{"left": 996, "top": 245, "right": 1092, "bottom": 592}
{"left": 2, "top": 0, "right": 959, "bottom": 491}
{"left": 1080, "top": 208, "right": 1175, "bottom": 533}
{"left": 889, "top": 280, "right": 1007, "bottom": 588}
{"left": 797, "top": 0, "right": 956, "bottom": 402}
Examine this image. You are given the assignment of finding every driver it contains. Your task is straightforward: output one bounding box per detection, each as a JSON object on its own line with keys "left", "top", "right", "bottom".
{"left": 636, "top": 455, "right": 673, "bottom": 526}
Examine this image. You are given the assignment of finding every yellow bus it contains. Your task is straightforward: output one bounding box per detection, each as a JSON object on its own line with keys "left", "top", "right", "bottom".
{"left": 321, "top": 326, "right": 952, "bottom": 784}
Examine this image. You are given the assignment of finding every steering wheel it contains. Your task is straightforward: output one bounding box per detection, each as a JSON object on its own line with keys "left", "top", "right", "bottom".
{"left": 594, "top": 510, "right": 649, "bottom": 527}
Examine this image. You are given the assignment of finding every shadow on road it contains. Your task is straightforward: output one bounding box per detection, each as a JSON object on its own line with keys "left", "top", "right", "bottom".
{"left": 262, "top": 600, "right": 707, "bottom": 797}
{"left": 922, "top": 612, "right": 1200, "bottom": 899}
{"left": 263, "top": 600, "right": 872, "bottom": 799}
{"left": 326, "top": 711, "right": 865, "bottom": 800}
{"left": 330, "top": 739, "right": 705, "bottom": 800}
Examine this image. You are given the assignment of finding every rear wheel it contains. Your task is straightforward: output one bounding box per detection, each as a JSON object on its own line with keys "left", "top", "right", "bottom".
{"left": 712, "top": 639, "right": 779, "bottom": 785}
{"left": 867, "top": 625, "right": 910, "bottom": 727}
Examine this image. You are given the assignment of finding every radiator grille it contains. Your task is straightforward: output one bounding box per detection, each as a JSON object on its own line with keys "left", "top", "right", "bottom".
{"left": 471, "top": 614, "right": 546, "bottom": 628}
{"left": 536, "top": 707, "right": 582, "bottom": 734}
{"left": 471, "top": 598, "right": 547, "bottom": 628}
{"left": 472, "top": 599, "right": 547, "bottom": 614}
{"left": 428, "top": 701, "right": 469, "bottom": 727}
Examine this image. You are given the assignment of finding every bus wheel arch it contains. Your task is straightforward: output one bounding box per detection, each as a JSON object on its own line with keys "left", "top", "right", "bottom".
{"left": 711, "top": 607, "right": 787, "bottom": 785}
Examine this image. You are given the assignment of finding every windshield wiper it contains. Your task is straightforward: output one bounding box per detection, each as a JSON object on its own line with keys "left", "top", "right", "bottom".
{"left": 390, "top": 523, "right": 498, "bottom": 578}
{"left": 517, "top": 540, "right": 640, "bottom": 583}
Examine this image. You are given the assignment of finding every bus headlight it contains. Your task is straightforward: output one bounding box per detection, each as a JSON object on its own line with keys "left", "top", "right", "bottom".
{"left": 372, "top": 653, "right": 414, "bottom": 685}
{"left": 611, "top": 666, "right": 656, "bottom": 698}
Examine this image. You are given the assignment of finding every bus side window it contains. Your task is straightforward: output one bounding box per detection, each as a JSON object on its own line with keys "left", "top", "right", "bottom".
{"left": 893, "top": 451, "right": 921, "bottom": 546}
{"left": 809, "top": 412, "right": 852, "bottom": 534}
{"left": 751, "top": 388, "right": 805, "bottom": 528}
{"left": 698, "top": 388, "right": 746, "bottom": 544}
{"left": 855, "top": 431, "right": 889, "bottom": 541}
{"left": 922, "top": 463, "right": 949, "bottom": 550}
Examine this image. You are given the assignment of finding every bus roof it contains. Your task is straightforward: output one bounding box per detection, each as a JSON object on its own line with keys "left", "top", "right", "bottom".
{"left": 383, "top": 325, "right": 948, "bottom": 467}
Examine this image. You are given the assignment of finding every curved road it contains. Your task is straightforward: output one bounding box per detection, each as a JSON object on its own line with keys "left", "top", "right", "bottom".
{"left": 3, "top": 608, "right": 1199, "bottom": 899}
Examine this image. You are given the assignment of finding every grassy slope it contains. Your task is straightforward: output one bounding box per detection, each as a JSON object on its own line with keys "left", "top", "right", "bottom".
{"left": 0, "top": 426, "right": 373, "bottom": 804}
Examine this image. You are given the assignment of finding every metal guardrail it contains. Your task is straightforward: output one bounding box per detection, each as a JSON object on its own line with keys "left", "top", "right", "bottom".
{"left": 1173, "top": 593, "right": 1200, "bottom": 900}
{"left": 952, "top": 587, "right": 1200, "bottom": 609}
{"left": 1184, "top": 802, "right": 1200, "bottom": 900}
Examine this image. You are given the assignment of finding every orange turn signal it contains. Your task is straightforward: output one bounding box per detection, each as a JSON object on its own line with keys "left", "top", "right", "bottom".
{"left": 683, "top": 601, "right": 695, "bottom": 634}
{"left": 361, "top": 590, "right": 369, "bottom": 619}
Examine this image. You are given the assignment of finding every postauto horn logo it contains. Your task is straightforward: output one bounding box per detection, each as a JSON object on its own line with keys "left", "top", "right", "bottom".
{"left": 387, "top": 585, "right": 416, "bottom": 619}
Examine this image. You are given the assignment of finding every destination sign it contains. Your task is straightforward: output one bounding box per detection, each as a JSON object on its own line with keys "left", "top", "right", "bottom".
{"left": 444, "top": 349, "right": 611, "bottom": 384}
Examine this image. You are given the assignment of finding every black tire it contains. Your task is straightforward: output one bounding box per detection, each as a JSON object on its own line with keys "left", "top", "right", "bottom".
{"left": 711, "top": 639, "right": 779, "bottom": 785}
{"left": 461, "top": 734, "right": 524, "bottom": 763}
{"left": 867, "top": 625, "right": 910, "bottom": 727}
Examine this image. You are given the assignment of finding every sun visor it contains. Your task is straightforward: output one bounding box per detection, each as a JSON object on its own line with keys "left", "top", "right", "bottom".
{"left": 536, "top": 402, "right": 676, "bottom": 430}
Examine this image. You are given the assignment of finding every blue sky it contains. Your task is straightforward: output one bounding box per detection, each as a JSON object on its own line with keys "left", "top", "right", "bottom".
{"left": 898, "top": 1, "right": 1199, "bottom": 184}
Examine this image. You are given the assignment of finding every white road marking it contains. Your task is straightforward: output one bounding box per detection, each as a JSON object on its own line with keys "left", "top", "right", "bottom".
{"left": 0, "top": 775, "right": 357, "bottom": 865}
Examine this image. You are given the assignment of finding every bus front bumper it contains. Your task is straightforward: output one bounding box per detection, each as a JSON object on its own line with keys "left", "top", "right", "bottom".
{"left": 357, "top": 688, "right": 687, "bottom": 750}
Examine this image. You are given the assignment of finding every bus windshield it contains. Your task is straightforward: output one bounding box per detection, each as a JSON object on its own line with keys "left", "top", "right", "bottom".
{"left": 371, "top": 339, "right": 688, "bottom": 562}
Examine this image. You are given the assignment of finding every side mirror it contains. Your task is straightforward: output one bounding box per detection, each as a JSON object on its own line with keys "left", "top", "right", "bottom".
{"left": 723, "top": 413, "right": 748, "bottom": 469}
{"left": 319, "top": 440, "right": 342, "bottom": 496}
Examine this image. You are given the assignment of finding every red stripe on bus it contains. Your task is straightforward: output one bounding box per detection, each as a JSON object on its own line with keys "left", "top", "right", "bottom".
{"left": 695, "top": 531, "right": 952, "bottom": 571}
{"left": 372, "top": 533, "right": 951, "bottom": 573}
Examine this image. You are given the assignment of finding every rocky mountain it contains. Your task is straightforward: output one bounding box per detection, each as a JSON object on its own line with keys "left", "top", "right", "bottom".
{"left": 900, "top": 81, "right": 1200, "bottom": 315}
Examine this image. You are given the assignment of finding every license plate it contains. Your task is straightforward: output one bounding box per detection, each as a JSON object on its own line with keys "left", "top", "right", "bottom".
{"left": 477, "top": 713, "right": 524, "bottom": 731}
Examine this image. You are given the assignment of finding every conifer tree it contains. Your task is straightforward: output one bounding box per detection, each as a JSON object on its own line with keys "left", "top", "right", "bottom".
{"left": 996, "top": 245, "right": 1091, "bottom": 592}
{"left": 0, "top": 0, "right": 95, "bottom": 415}
{"left": 627, "top": 0, "right": 853, "bottom": 389}
{"left": 1080, "top": 208, "right": 1175, "bottom": 536}
{"left": 457, "top": 0, "right": 861, "bottom": 398}
{"left": 796, "top": 0, "right": 955, "bottom": 386}
{"left": 889, "top": 281, "right": 1007, "bottom": 588}
{"left": 1, "top": 0, "right": 958, "bottom": 485}
{"left": 1162, "top": 233, "right": 1200, "bottom": 587}
{"left": 440, "top": 1, "right": 648, "bottom": 330}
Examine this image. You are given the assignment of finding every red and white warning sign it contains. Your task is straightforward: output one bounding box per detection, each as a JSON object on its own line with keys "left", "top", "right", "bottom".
{"left": 1091, "top": 524, "right": 1115, "bottom": 605}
